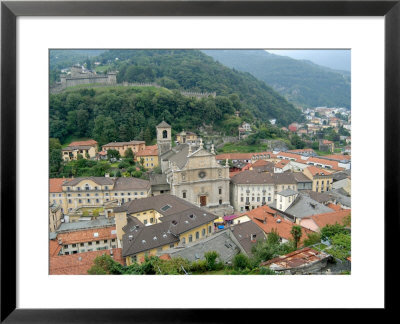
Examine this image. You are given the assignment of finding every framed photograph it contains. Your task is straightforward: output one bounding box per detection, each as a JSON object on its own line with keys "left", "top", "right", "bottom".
{"left": 1, "top": 0, "right": 398, "bottom": 321}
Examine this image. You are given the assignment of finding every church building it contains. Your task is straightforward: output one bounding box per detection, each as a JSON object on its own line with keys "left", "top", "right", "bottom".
{"left": 156, "top": 121, "right": 233, "bottom": 216}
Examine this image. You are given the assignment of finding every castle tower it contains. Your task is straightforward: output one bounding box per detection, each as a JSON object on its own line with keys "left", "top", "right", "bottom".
{"left": 156, "top": 121, "right": 172, "bottom": 156}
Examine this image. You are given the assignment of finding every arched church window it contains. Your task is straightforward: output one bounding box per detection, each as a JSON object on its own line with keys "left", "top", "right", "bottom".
{"left": 163, "top": 130, "right": 168, "bottom": 138}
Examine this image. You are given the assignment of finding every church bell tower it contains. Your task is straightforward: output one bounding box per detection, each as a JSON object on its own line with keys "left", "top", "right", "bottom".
{"left": 156, "top": 121, "right": 172, "bottom": 156}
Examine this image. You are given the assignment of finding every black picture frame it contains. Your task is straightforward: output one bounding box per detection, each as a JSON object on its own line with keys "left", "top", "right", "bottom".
{"left": 1, "top": 0, "right": 398, "bottom": 322}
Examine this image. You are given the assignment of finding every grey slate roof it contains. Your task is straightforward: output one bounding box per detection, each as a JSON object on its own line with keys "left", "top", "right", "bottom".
{"left": 156, "top": 121, "right": 171, "bottom": 128}
{"left": 56, "top": 217, "right": 115, "bottom": 233}
{"left": 302, "top": 190, "right": 332, "bottom": 204}
{"left": 160, "top": 230, "right": 240, "bottom": 263}
{"left": 62, "top": 177, "right": 150, "bottom": 191}
{"left": 278, "top": 189, "right": 298, "bottom": 197}
{"left": 63, "top": 177, "right": 114, "bottom": 186}
{"left": 231, "top": 170, "right": 297, "bottom": 185}
{"left": 118, "top": 195, "right": 218, "bottom": 257}
{"left": 332, "top": 171, "right": 351, "bottom": 182}
{"left": 284, "top": 194, "right": 334, "bottom": 219}
{"left": 230, "top": 222, "right": 266, "bottom": 256}
{"left": 329, "top": 189, "right": 351, "bottom": 207}
{"left": 113, "top": 177, "right": 150, "bottom": 191}
{"left": 292, "top": 172, "right": 312, "bottom": 183}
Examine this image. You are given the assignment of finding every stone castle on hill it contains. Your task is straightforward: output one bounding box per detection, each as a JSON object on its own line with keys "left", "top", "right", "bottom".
{"left": 60, "top": 65, "right": 117, "bottom": 88}
{"left": 51, "top": 66, "right": 216, "bottom": 99}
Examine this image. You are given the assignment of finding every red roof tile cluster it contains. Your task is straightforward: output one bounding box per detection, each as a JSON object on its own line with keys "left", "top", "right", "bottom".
{"left": 275, "top": 160, "right": 290, "bottom": 169}
{"left": 243, "top": 205, "right": 314, "bottom": 243}
{"left": 50, "top": 249, "right": 123, "bottom": 275}
{"left": 322, "top": 154, "right": 351, "bottom": 161}
{"left": 68, "top": 139, "right": 98, "bottom": 147}
{"left": 310, "top": 209, "right": 351, "bottom": 229}
{"left": 49, "top": 178, "right": 73, "bottom": 193}
{"left": 326, "top": 203, "right": 343, "bottom": 211}
{"left": 57, "top": 226, "right": 117, "bottom": 245}
{"left": 136, "top": 145, "right": 158, "bottom": 157}
{"left": 306, "top": 165, "right": 333, "bottom": 177}
{"left": 49, "top": 239, "right": 62, "bottom": 257}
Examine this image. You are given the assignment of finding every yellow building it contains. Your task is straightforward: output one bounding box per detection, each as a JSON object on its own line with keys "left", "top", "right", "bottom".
{"left": 135, "top": 145, "right": 159, "bottom": 169}
{"left": 114, "top": 194, "right": 217, "bottom": 264}
{"left": 50, "top": 176, "right": 151, "bottom": 219}
{"left": 102, "top": 140, "right": 146, "bottom": 157}
{"left": 176, "top": 131, "right": 198, "bottom": 145}
{"left": 62, "top": 139, "right": 98, "bottom": 161}
{"left": 303, "top": 166, "right": 333, "bottom": 193}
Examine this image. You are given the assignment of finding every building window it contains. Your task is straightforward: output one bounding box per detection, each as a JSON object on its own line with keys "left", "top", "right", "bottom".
{"left": 218, "top": 188, "right": 222, "bottom": 195}
{"left": 182, "top": 237, "right": 186, "bottom": 244}
{"left": 208, "top": 225, "right": 212, "bottom": 234}
{"left": 150, "top": 218, "right": 154, "bottom": 223}
{"left": 87, "top": 199, "right": 90, "bottom": 203}
{"left": 88, "top": 242, "right": 92, "bottom": 245}
{"left": 96, "top": 241, "right": 100, "bottom": 245}
{"left": 68, "top": 199, "right": 72, "bottom": 203}
{"left": 219, "top": 199, "right": 222, "bottom": 205}
{"left": 189, "top": 235, "right": 193, "bottom": 242}
{"left": 104, "top": 240, "right": 107, "bottom": 243}
{"left": 144, "top": 219, "right": 148, "bottom": 225}
{"left": 112, "top": 239, "right": 115, "bottom": 242}
{"left": 241, "top": 197, "right": 244, "bottom": 202}
{"left": 170, "top": 243, "right": 175, "bottom": 248}
{"left": 96, "top": 199, "right": 99, "bottom": 203}
{"left": 202, "top": 228, "right": 206, "bottom": 237}
{"left": 64, "top": 245, "right": 68, "bottom": 249}
{"left": 78, "top": 199, "right": 82, "bottom": 203}
{"left": 195, "top": 232, "right": 199, "bottom": 240}
{"left": 182, "top": 192, "right": 186, "bottom": 199}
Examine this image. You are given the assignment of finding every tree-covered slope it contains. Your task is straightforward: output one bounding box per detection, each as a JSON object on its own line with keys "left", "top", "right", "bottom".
{"left": 95, "top": 50, "right": 303, "bottom": 125}
{"left": 202, "top": 50, "right": 351, "bottom": 109}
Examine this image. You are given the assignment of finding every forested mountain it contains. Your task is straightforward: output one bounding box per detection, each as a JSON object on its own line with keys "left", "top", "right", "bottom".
{"left": 50, "top": 50, "right": 305, "bottom": 146}
{"left": 202, "top": 50, "right": 351, "bottom": 109}
{"left": 97, "top": 50, "right": 303, "bottom": 124}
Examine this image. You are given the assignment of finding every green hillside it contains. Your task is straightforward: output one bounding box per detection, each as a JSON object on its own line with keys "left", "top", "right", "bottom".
{"left": 202, "top": 50, "right": 351, "bottom": 109}
{"left": 50, "top": 50, "right": 305, "bottom": 146}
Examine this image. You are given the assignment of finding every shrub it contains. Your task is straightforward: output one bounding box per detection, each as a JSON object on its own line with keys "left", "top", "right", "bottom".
{"left": 190, "top": 260, "right": 208, "bottom": 273}
{"left": 321, "top": 223, "right": 348, "bottom": 241}
{"left": 233, "top": 253, "right": 250, "bottom": 270}
{"left": 204, "top": 251, "right": 219, "bottom": 271}
{"left": 259, "top": 267, "right": 277, "bottom": 275}
{"left": 303, "top": 232, "right": 321, "bottom": 246}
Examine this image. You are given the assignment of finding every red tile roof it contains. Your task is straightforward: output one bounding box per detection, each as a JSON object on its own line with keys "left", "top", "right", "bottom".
{"left": 326, "top": 203, "right": 343, "bottom": 211}
{"left": 306, "top": 166, "right": 333, "bottom": 177}
{"left": 57, "top": 226, "right": 117, "bottom": 245}
{"left": 136, "top": 145, "right": 158, "bottom": 157}
{"left": 49, "top": 178, "right": 73, "bottom": 193}
{"left": 49, "top": 239, "right": 62, "bottom": 257}
{"left": 243, "top": 206, "right": 314, "bottom": 243}
{"left": 322, "top": 154, "right": 351, "bottom": 161}
{"left": 68, "top": 139, "right": 98, "bottom": 147}
{"left": 50, "top": 249, "right": 123, "bottom": 275}
{"left": 310, "top": 209, "right": 351, "bottom": 229}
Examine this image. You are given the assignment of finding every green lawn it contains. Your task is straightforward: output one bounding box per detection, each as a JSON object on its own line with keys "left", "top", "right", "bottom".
{"left": 218, "top": 143, "right": 269, "bottom": 153}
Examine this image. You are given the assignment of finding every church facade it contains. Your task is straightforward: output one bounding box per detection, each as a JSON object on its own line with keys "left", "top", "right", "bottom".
{"left": 156, "top": 121, "right": 233, "bottom": 216}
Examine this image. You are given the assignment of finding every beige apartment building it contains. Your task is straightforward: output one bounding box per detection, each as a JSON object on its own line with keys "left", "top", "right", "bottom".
{"left": 49, "top": 176, "right": 151, "bottom": 217}
{"left": 62, "top": 139, "right": 98, "bottom": 161}
{"left": 102, "top": 140, "right": 146, "bottom": 156}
